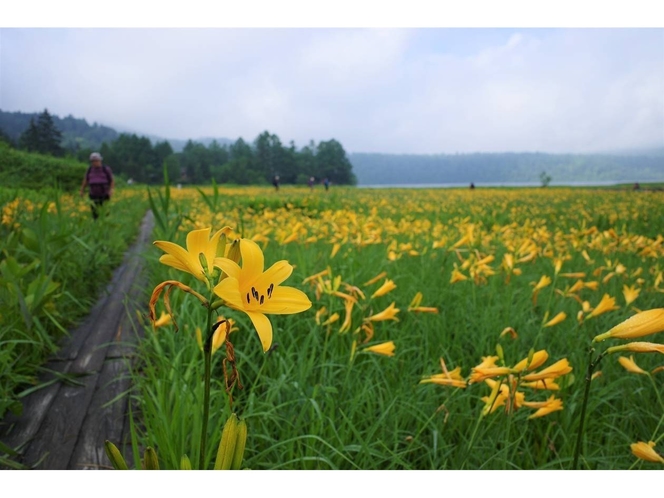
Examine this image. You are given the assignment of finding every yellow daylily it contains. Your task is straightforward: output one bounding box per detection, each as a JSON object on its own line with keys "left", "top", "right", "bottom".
{"left": 365, "top": 302, "right": 400, "bottom": 322}
{"left": 408, "top": 291, "right": 438, "bottom": 313}
{"left": 522, "top": 359, "right": 572, "bottom": 382}
{"left": 195, "top": 318, "right": 237, "bottom": 355}
{"left": 512, "top": 350, "right": 549, "bottom": 373}
{"left": 371, "top": 279, "right": 397, "bottom": 298}
{"left": 532, "top": 275, "right": 552, "bottom": 292}
{"left": 618, "top": 355, "right": 647, "bottom": 375}
{"left": 321, "top": 313, "right": 340, "bottom": 326}
{"left": 420, "top": 359, "right": 467, "bottom": 389}
{"left": 213, "top": 238, "right": 312, "bottom": 352}
{"left": 588, "top": 294, "right": 620, "bottom": 318}
{"left": 622, "top": 285, "right": 640, "bottom": 306}
{"left": 450, "top": 268, "right": 468, "bottom": 284}
{"left": 544, "top": 311, "right": 567, "bottom": 328}
{"left": 523, "top": 395, "right": 564, "bottom": 419}
{"left": 362, "top": 341, "right": 396, "bottom": 357}
{"left": 154, "top": 227, "right": 231, "bottom": 282}
{"left": 606, "top": 342, "right": 664, "bottom": 355}
{"left": 363, "top": 271, "right": 387, "bottom": 287}
{"left": 315, "top": 306, "right": 328, "bottom": 325}
{"left": 593, "top": 308, "right": 664, "bottom": 342}
{"left": 500, "top": 327, "right": 518, "bottom": 339}
{"left": 339, "top": 299, "right": 354, "bottom": 334}
{"left": 153, "top": 311, "right": 172, "bottom": 328}
{"left": 630, "top": 441, "right": 664, "bottom": 464}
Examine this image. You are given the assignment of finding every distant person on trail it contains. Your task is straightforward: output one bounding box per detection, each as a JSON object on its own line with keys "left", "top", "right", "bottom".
{"left": 308, "top": 176, "right": 315, "bottom": 190}
{"left": 323, "top": 177, "right": 330, "bottom": 191}
{"left": 470, "top": 182, "right": 475, "bottom": 190}
{"left": 80, "top": 152, "right": 114, "bottom": 220}
{"left": 273, "top": 175, "right": 280, "bottom": 191}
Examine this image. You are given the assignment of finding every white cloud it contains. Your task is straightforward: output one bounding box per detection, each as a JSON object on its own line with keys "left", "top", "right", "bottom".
{"left": 1, "top": 28, "right": 662, "bottom": 153}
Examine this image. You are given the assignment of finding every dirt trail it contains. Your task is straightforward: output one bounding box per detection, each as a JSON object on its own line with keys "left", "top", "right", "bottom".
{"left": 0, "top": 211, "right": 154, "bottom": 469}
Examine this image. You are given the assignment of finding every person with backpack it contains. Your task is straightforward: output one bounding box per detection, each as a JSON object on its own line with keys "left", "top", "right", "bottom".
{"left": 80, "top": 152, "right": 114, "bottom": 219}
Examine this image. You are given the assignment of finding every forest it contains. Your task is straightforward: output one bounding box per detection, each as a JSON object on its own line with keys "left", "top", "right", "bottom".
{"left": 0, "top": 109, "right": 356, "bottom": 185}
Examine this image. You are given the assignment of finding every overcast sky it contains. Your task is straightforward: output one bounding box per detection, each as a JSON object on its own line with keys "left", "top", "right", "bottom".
{"left": 1, "top": 28, "right": 662, "bottom": 154}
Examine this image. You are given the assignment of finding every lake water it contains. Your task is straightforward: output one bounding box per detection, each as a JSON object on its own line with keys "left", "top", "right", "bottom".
{"left": 357, "top": 180, "right": 657, "bottom": 189}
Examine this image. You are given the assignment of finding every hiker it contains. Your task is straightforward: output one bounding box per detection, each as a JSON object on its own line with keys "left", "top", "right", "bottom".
{"left": 272, "top": 175, "right": 280, "bottom": 191}
{"left": 80, "top": 152, "right": 114, "bottom": 220}
{"left": 323, "top": 177, "right": 330, "bottom": 191}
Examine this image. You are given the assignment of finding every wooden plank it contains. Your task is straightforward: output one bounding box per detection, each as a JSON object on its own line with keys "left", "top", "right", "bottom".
{"left": 68, "top": 359, "right": 132, "bottom": 470}
{"left": 21, "top": 373, "right": 99, "bottom": 469}
{"left": 0, "top": 359, "right": 70, "bottom": 457}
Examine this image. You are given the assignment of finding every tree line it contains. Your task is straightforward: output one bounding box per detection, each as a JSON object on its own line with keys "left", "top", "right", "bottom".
{"left": 0, "top": 109, "right": 356, "bottom": 185}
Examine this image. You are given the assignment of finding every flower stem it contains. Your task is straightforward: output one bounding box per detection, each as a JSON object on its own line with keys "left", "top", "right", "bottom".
{"left": 572, "top": 348, "right": 605, "bottom": 469}
{"left": 198, "top": 304, "right": 214, "bottom": 470}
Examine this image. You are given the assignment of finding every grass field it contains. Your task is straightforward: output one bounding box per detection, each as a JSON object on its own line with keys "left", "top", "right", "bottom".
{"left": 132, "top": 184, "right": 664, "bottom": 470}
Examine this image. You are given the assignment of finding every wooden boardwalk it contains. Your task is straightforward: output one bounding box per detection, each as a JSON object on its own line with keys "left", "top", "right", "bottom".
{"left": 0, "top": 211, "right": 154, "bottom": 470}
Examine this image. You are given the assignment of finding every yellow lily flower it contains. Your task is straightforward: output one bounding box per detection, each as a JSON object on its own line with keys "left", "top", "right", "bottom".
{"left": 410, "top": 306, "right": 439, "bottom": 313}
{"left": 371, "top": 279, "right": 397, "bottom": 298}
{"left": 521, "top": 380, "right": 560, "bottom": 390}
{"left": 500, "top": 327, "right": 518, "bottom": 339}
{"left": 481, "top": 379, "right": 525, "bottom": 415}
{"left": 593, "top": 308, "right": 664, "bottom": 342}
{"left": 339, "top": 299, "right": 354, "bottom": 334}
{"left": 363, "top": 271, "right": 387, "bottom": 287}
{"left": 365, "top": 302, "right": 400, "bottom": 322}
{"left": 450, "top": 268, "right": 468, "bottom": 284}
{"left": 321, "top": 313, "right": 340, "bottom": 326}
{"left": 559, "top": 272, "right": 586, "bottom": 278}
{"left": 154, "top": 227, "right": 231, "bottom": 282}
{"left": 532, "top": 275, "right": 552, "bottom": 292}
{"left": 315, "top": 306, "right": 328, "bottom": 325}
{"left": 195, "top": 318, "right": 237, "bottom": 355}
{"left": 512, "top": 350, "right": 549, "bottom": 373}
{"left": 213, "top": 239, "right": 312, "bottom": 352}
{"left": 588, "top": 293, "right": 619, "bottom": 318}
{"left": 606, "top": 342, "right": 664, "bottom": 355}
{"left": 618, "top": 355, "right": 647, "bottom": 375}
{"left": 622, "top": 285, "right": 641, "bottom": 306}
{"left": 420, "top": 360, "right": 467, "bottom": 389}
{"left": 630, "top": 441, "right": 664, "bottom": 464}
{"left": 522, "top": 359, "right": 572, "bottom": 382}
{"left": 524, "top": 395, "right": 564, "bottom": 419}
{"left": 544, "top": 311, "right": 567, "bottom": 328}
{"left": 407, "top": 291, "right": 438, "bottom": 313}
{"left": 153, "top": 311, "right": 172, "bottom": 328}
{"left": 362, "top": 341, "right": 396, "bottom": 357}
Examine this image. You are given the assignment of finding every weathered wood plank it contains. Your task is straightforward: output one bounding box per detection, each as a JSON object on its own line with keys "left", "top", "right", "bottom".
{"left": 21, "top": 373, "right": 100, "bottom": 469}
{"left": 68, "top": 359, "right": 132, "bottom": 469}
{"left": 0, "top": 360, "right": 70, "bottom": 455}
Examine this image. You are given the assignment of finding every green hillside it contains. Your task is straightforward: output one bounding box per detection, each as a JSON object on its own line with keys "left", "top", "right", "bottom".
{"left": 0, "top": 142, "right": 87, "bottom": 191}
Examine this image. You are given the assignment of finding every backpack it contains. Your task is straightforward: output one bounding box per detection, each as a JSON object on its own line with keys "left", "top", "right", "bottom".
{"left": 86, "top": 165, "right": 112, "bottom": 197}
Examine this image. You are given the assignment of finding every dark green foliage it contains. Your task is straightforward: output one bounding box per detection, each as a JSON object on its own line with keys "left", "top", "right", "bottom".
{"left": 18, "top": 110, "right": 64, "bottom": 157}
{"left": 0, "top": 143, "right": 87, "bottom": 191}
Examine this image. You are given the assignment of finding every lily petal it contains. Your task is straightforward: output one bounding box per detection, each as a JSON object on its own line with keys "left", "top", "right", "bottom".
{"left": 245, "top": 310, "right": 273, "bottom": 352}
{"left": 259, "top": 286, "right": 312, "bottom": 314}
